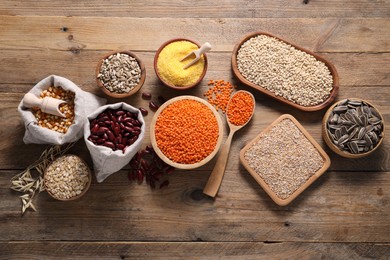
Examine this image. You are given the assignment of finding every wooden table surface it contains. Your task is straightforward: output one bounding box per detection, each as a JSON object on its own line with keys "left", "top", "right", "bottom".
{"left": 1, "top": 1, "right": 389, "bottom": 259}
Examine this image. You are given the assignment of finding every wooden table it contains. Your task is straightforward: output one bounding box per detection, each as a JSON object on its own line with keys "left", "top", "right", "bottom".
{"left": 1, "top": 1, "right": 389, "bottom": 259}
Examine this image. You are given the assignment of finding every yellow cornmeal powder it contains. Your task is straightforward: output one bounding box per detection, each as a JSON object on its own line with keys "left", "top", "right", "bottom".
{"left": 157, "top": 41, "right": 205, "bottom": 87}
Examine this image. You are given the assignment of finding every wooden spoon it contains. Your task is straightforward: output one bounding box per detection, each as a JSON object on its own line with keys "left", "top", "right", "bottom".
{"left": 203, "top": 90, "right": 256, "bottom": 198}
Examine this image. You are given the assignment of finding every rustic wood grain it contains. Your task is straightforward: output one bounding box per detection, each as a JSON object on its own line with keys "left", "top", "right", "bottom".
{"left": 0, "top": 241, "right": 389, "bottom": 259}
{"left": 0, "top": 16, "right": 389, "bottom": 52}
{"left": 0, "top": 0, "right": 389, "bottom": 18}
{"left": 1, "top": 170, "right": 389, "bottom": 242}
{"left": 1, "top": 0, "right": 389, "bottom": 258}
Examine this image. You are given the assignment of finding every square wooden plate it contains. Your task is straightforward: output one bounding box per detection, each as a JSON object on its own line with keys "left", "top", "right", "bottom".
{"left": 239, "top": 114, "right": 331, "bottom": 206}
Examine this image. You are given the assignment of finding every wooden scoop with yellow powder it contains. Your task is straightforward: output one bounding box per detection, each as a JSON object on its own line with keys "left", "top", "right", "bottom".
{"left": 156, "top": 40, "right": 208, "bottom": 88}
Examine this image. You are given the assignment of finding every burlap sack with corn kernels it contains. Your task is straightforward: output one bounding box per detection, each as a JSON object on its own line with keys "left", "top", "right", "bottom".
{"left": 17, "top": 75, "right": 106, "bottom": 144}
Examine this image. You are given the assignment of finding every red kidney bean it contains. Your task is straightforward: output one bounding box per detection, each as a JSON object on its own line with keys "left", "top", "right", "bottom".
{"left": 142, "top": 92, "right": 152, "bottom": 100}
{"left": 91, "top": 124, "right": 99, "bottom": 134}
{"left": 158, "top": 95, "right": 166, "bottom": 104}
{"left": 97, "top": 116, "right": 109, "bottom": 122}
{"left": 124, "top": 122, "right": 134, "bottom": 128}
{"left": 106, "top": 130, "right": 115, "bottom": 142}
{"left": 124, "top": 126, "right": 133, "bottom": 133}
{"left": 115, "top": 135, "right": 122, "bottom": 144}
{"left": 103, "top": 141, "right": 116, "bottom": 150}
{"left": 116, "top": 110, "right": 125, "bottom": 116}
{"left": 149, "top": 101, "right": 159, "bottom": 111}
{"left": 88, "top": 108, "right": 143, "bottom": 152}
{"left": 139, "top": 107, "right": 148, "bottom": 116}
{"left": 97, "top": 138, "right": 105, "bottom": 144}
{"left": 89, "top": 134, "right": 99, "bottom": 140}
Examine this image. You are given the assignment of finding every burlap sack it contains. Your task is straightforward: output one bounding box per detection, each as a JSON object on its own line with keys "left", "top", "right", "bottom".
{"left": 17, "top": 75, "right": 106, "bottom": 145}
{"left": 84, "top": 102, "right": 145, "bottom": 183}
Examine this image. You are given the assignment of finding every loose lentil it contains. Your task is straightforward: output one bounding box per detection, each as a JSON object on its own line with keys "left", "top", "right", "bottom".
{"left": 44, "top": 155, "right": 90, "bottom": 200}
{"left": 236, "top": 34, "right": 333, "bottom": 106}
{"left": 32, "top": 86, "right": 75, "bottom": 134}
{"left": 157, "top": 41, "right": 205, "bottom": 87}
{"left": 155, "top": 99, "right": 219, "bottom": 164}
{"left": 244, "top": 118, "right": 324, "bottom": 199}
{"left": 204, "top": 80, "right": 235, "bottom": 113}
{"left": 227, "top": 91, "right": 255, "bottom": 126}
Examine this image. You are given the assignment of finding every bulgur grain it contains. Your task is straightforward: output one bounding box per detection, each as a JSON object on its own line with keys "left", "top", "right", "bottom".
{"left": 244, "top": 118, "right": 324, "bottom": 199}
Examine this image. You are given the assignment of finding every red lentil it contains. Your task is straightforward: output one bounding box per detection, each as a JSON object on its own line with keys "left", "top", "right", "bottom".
{"left": 227, "top": 91, "right": 254, "bottom": 126}
{"left": 155, "top": 99, "right": 219, "bottom": 164}
{"left": 204, "top": 80, "right": 235, "bottom": 113}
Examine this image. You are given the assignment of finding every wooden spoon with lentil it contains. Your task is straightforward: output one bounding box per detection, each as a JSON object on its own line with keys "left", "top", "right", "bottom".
{"left": 203, "top": 90, "right": 255, "bottom": 198}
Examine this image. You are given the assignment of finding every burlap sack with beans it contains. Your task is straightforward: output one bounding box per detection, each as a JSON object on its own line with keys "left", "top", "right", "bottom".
{"left": 84, "top": 102, "right": 145, "bottom": 183}
{"left": 17, "top": 75, "right": 107, "bottom": 145}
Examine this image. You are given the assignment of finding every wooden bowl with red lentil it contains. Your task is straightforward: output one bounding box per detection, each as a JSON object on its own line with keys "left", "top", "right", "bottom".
{"left": 150, "top": 96, "right": 223, "bottom": 169}
{"left": 154, "top": 38, "right": 208, "bottom": 90}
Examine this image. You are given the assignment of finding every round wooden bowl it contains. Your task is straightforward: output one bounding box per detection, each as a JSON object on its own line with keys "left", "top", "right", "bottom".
{"left": 154, "top": 38, "right": 208, "bottom": 90}
{"left": 96, "top": 50, "right": 146, "bottom": 98}
{"left": 44, "top": 154, "right": 92, "bottom": 201}
{"left": 322, "top": 98, "right": 385, "bottom": 158}
{"left": 150, "top": 96, "right": 223, "bottom": 169}
{"left": 231, "top": 32, "right": 339, "bottom": 112}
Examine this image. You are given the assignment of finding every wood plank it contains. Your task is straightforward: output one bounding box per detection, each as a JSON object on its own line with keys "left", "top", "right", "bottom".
{"left": 0, "top": 16, "right": 389, "bottom": 52}
{"left": 0, "top": 241, "right": 389, "bottom": 259}
{"left": 0, "top": 0, "right": 389, "bottom": 18}
{"left": 1, "top": 170, "right": 389, "bottom": 242}
{"left": 0, "top": 51, "right": 389, "bottom": 88}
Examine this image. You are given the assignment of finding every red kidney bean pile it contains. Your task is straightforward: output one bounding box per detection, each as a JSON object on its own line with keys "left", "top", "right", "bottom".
{"left": 128, "top": 145, "right": 174, "bottom": 189}
{"left": 88, "top": 108, "right": 142, "bottom": 153}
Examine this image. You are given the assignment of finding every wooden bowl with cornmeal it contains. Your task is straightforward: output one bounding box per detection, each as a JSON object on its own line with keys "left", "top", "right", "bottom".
{"left": 154, "top": 38, "right": 208, "bottom": 90}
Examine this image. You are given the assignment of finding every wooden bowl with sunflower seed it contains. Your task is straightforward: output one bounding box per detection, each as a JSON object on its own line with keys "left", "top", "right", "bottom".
{"left": 322, "top": 98, "right": 385, "bottom": 158}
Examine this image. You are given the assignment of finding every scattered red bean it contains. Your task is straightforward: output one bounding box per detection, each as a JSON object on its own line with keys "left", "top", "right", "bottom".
{"left": 88, "top": 108, "right": 143, "bottom": 153}
{"left": 139, "top": 107, "right": 148, "bottom": 116}
{"left": 142, "top": 92, "right": 152, "bottom": 100}
{"left": 128, "top": 145, "right": 175, "bottom": 189}
{"left": 149, "top": 101, "right": 159, "bottom": 111}
{"left": 158, "top": 95, "right": 166, "bottom": 105}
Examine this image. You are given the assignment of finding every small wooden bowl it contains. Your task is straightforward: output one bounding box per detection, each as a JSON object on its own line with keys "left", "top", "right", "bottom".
{"left": 154, "top": 38, "right": 208, "bottom": 90}
{"left": 240, "top": 114, "right": 331, "bottom": 206}
{"left": 232, "top": 32, "right": 339, "bottom": 112}
{"left": 96, "top": 50, "right": 146, "bottom": 98}
{"left": 44, "top": 154, "right": 92, "bottom": 201}
{"left": 322, "top": 98, "right": 385, "bottom": 158}
{"left": 150, "top": 96, "right": 223, "bottom": 169}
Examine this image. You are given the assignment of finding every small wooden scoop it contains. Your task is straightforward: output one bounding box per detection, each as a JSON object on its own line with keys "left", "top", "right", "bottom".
{"left": 23, "top": 92, "right": 67, "bottom": 118}
{"left": 181, "top": 42, "right": 212, "bottom": 69}
{"left": 203, "top": 90, "right": 255, "bottom": 198}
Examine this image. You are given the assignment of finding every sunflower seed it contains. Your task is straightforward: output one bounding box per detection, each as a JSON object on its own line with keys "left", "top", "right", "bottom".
{"left": 333, "top": 105, "right": 348, "bottom": 113}
{"left": 348, "top": 141, "right": 359, "bottom": 154}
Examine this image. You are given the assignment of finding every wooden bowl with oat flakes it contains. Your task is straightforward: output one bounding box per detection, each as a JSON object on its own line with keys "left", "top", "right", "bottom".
{"left": 322, "top": 98, "right": 385, "bottom": 158}
{"left": 44, "top": 154, "right": 91, "bottom": 201}
{"left": 240, "top": 114, "right": 331, "bottom": 206}
{"left": 232, "top": 32, "right": 339, "bottom": 111}
{"left": 96, "top": 50, "right": 146, "bottom": 98}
